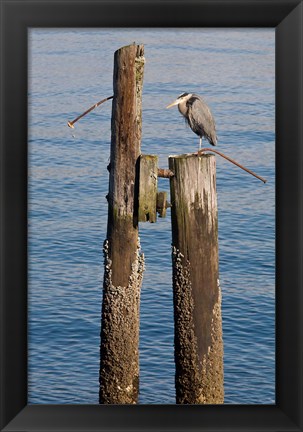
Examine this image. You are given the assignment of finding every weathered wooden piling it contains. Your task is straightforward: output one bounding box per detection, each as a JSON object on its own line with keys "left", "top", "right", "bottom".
{"left": 138, "top": 154, "right": 158, "bottom": 223}
{"left": 169, "top": 153, "right": 224, "bottom": 404}
{"left": 99, "top": 44, "right": 145, "bottom": 404}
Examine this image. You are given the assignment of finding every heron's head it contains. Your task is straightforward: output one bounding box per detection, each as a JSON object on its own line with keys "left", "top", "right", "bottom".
{"left": 166, "top": 92, "right": 193, "bottom": 108}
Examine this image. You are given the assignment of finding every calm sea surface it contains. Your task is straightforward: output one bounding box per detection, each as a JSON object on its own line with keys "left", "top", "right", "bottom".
{"left": 28, "top": 29, "right": 275, "bottom": 404}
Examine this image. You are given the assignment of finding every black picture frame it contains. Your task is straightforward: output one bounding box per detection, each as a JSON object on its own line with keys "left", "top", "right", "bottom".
{"left": 1, "top": 0, "right": 302, "bottom": 431}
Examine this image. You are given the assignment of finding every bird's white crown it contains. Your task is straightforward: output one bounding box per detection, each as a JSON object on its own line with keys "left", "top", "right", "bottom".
{"left": 177, "top": 92, "right": 193, "bottom": 101}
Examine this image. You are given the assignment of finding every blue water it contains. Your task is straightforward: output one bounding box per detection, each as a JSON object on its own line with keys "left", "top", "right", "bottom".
{"left": 28, "top": 29, "right": 275, "bottom": 404}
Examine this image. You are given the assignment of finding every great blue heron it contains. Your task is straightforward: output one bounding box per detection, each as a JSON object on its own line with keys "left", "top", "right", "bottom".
{"left": 166, "top": 92, "right": 217, "bottom": 150}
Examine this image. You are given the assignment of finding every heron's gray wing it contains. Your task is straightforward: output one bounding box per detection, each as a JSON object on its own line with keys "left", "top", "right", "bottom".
{"left": 187, "top": 96, "right": 217, "bottom": 144}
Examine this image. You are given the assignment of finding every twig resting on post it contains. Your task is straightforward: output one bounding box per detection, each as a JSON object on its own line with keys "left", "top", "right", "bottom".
{"left": 67, "top": 95, "right": 113, "bottom": 128}
{"left": 198, "top": 148, "right": 267, "bottom": 184}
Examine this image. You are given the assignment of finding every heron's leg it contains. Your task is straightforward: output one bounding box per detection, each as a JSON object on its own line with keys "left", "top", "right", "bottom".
{"left": 199, "top": 136, "right": 202, "bottom": 150}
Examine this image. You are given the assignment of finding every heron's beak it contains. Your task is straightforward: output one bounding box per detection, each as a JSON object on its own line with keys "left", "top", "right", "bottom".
{"left": 166, "top": 99, "right": 179, "bottom": 109}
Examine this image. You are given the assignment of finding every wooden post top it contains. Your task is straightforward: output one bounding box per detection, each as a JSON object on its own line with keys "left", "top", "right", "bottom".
{"left": 169, "top": 153, "right": 214, "bottom": 159}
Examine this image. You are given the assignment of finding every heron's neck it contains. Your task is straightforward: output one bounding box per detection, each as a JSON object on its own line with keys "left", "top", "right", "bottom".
{"left": 178, "top": 100, "right": 188, "bottom": 117}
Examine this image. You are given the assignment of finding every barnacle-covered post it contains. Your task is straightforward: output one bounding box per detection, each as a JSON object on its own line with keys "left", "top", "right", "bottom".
{"left": 99, "top": 44, "right": 145, "bottom": 404}
{"left": 169, "top": 153, "right": 224, "bottom": 404}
